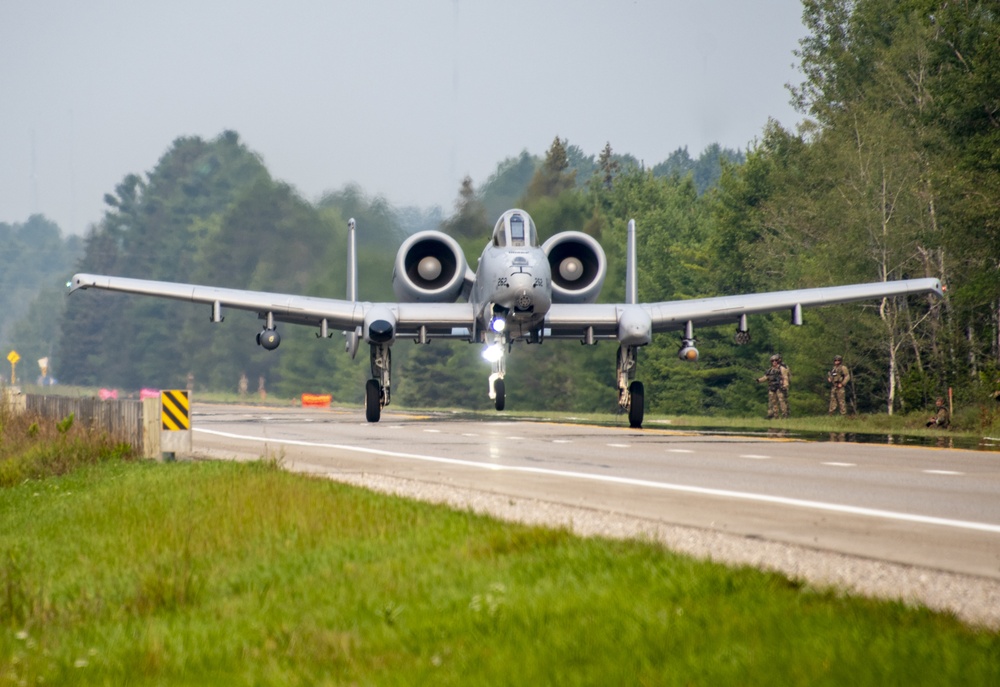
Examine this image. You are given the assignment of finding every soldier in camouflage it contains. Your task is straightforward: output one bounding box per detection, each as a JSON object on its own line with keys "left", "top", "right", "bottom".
{"left": 926, "top": 397, "right": 950, "bottom": 429}
{"left": 757, "top": 354, "right": 790, "bottom": 419}
{"left": 827, "top": 355, "right": 851, "bottom": 415}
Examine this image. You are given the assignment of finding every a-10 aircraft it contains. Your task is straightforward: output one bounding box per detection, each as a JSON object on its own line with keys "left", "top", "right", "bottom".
{"left": 70, "top": 209, "right": 942, "bottom": 427}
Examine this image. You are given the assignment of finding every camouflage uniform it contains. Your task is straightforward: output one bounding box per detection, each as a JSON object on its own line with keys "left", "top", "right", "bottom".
{"left": 926, "top": 398, "right": 950, "bottom": 429}
{"left": 757, "top": 354, "right": 790, "bottom": 419}
{"left": 827, "top": 356, "right": 851, "bottom": 415}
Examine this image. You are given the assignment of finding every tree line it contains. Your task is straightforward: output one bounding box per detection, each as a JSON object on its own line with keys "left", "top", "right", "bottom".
{"left": 5, "top": 0, "right": 998, "bottom": 423}
{"left": 0, "top": 216, "right": 82, "bottom": 383}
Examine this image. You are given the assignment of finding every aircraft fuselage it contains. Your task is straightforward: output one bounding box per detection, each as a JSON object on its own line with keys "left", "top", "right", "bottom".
{"left": 470, "top": 242, "right": 553, "bottom": 341}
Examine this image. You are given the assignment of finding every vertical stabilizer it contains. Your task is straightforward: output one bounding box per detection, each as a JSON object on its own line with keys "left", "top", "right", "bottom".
{"left": 626, "top": 219, "right": 638, "bottom": 305}
{"left": 347, "top": 218, "right": 358, "bottom": 301}
{"left": 344, "top": 218, "right": 360, "bottom": 357}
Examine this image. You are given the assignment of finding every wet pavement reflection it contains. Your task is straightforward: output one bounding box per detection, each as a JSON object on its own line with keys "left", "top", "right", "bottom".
{"left": 358, "top": 408, "right": 1000, "bottom": 453}
{"left": 679, "top": 426, "right": 1000, "bottom": 452}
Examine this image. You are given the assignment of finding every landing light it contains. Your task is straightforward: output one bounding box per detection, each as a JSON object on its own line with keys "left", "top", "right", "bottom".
{"left": 489, "top": 316, "right": 506, "bottom": 333}
{"left": 481, "top": 343, "right": 503, "bottom": 363}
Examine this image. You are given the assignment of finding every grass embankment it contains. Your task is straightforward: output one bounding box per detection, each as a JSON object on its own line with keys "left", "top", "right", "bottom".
{"left": 644, "top": 410, "right": 1000, "bottom": 436}
{"left": 0, "top": 403, "right": 134, "bottom": 488}
{"left": 2, "top": 408, "right": 999, "bottom": 685}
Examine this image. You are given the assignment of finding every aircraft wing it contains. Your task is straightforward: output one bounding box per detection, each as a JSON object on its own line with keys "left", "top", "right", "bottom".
{"left": 544, "top": 277, "right": 944, "bottom": 340}
{"left": 71, "top": 273, "right": 942, "bottom": 343}
{"left": 643, "top": 278, "right": 944, "bottom": 332}
{"left": 69, "top": 274, "right": 477, "bottom": 338}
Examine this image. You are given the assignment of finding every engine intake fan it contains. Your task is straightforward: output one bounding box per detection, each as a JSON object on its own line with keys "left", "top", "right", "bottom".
{"left": 542, "top": 231, "right": 607, "bottom": 304}
{"left": 392, "top": 231, "right": 469, "bottom": 302}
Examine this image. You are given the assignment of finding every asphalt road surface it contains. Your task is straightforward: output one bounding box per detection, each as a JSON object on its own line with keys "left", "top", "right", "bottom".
{"left": 190, "top": 403, "right": 1000, "bottom": 584}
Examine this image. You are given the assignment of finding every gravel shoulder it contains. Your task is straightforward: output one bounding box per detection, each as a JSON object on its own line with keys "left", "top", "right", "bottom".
{"left": 197, "top": 448, "right": 1000, "bottom": 630}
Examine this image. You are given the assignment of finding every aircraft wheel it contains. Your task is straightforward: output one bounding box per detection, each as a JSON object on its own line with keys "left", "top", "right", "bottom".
{"left": 628, "top": 381, "right": 644, "bottom": 429}
{"left": 365, "top": 379, "right": 381, "bottom": 423}
{"left": 494, "top": 379, "right": 506, "bottom": 411}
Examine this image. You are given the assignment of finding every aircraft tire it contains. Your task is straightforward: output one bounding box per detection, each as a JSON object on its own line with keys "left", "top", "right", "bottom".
{"left": 365, "top": 379, "right": 381, "bottom": 422}
{"left": 628, "top": 380, "right": 644, "bottom": 429}
{"left": 494, "top": 379, "right": 506, "bottom": 411}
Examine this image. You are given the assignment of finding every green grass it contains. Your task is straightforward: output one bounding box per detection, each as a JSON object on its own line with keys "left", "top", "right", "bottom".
{"left": 643, "top": 410, "right": 992, "bottom": 435}
{"left": 1, "top": 408, "right": 999, "bottom": 685}
{"left": 0, "top": 401, "right": 135, "bottom": 489}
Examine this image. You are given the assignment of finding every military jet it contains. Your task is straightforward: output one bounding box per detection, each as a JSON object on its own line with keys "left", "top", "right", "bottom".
{"left": 70, "top": 209, "right": 942, "bottom": 427}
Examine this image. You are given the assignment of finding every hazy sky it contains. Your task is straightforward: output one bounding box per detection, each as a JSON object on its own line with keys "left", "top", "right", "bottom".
{"left": 1, "top": 1, "right": 807, "bottom": 236}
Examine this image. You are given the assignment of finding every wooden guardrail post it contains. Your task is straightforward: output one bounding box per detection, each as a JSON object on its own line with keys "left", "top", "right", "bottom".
{"left": 9, "top": 391, "right": 178, "bottom": 461}
{"left": 2, "top": 387, "right": 26, "bottom": 414}
{"left": 142, "top": 397, "right": 161, "bottom": 459}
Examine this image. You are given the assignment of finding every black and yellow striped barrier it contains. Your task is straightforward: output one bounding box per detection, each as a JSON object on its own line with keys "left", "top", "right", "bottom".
{"left": 161, "top": 390, "right": 190, "bottom": 431}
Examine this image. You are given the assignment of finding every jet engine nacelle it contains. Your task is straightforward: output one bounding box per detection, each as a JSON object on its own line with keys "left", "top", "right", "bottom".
{"left": 392, "top": 231, "right": 469, "bottom": 302}
{"left": 542, "top": 231, "right": 607, "bottom": 304}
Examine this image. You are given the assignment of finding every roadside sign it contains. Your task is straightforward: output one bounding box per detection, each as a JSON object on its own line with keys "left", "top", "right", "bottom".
{"left": 160, "top": 389, "right": 192, "bottom": 457}
{"left": 7, "top": 350, "right": 19, "bottom": 384}
{"left": 161, "top": 390, "right": 191, "bottom": 430}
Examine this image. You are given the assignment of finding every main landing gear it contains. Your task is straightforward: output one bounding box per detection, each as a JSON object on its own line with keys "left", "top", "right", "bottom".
{"left": 365, "top": 343, "right": 391, "bottom": 422}
{"left": 617, "top": 344, "right": 644, "bottom": 429}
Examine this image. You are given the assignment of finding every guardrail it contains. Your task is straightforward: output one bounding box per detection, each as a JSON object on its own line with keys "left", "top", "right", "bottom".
{"left": 4, "top": 389, "right": 165, "bottom": 459}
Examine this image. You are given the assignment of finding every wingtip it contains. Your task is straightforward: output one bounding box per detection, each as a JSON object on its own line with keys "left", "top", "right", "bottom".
{"left": 67, "top": 274, "right": 90, "bottom": 293}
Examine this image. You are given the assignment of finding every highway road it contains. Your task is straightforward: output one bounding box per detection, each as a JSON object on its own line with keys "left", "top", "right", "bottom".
{"left": 190, "top": 403, "right": 1000, "bottom": 585}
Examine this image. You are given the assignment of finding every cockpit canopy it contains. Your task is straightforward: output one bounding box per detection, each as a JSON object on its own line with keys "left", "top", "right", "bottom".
{"left": 492, "top": 209, "right": 538, "bottom": 248}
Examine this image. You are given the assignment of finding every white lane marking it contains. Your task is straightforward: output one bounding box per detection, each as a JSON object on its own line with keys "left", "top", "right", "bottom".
{"left": 552, "top": 439, "right": 573, "bottom": 444}
{"left": 924, "top": 469, "right": 963, "bottom": 476}
{"left": 607, "top": 443, "right": 630, "bottom": 448}
{"left": 424, "top": 429, "right": 441, "bottom": 433}
{"left": 195, "top": 428, "right": 1000, "bottom": 535}
{"left": 461, "top": 433, "right": 478, "bottom": 437}
{"left": 740, "top": 454, "right": 770, "bottom": 460}
{"left": 823, "top": 462, "right": 856, "bottom": 467}
{"left": 668, "top": 449, "right": 694, "bottom": 454}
